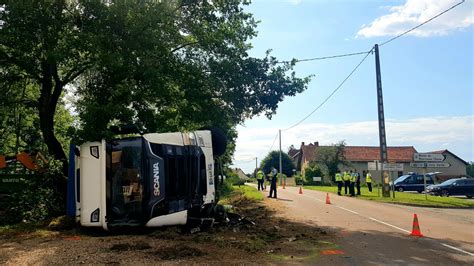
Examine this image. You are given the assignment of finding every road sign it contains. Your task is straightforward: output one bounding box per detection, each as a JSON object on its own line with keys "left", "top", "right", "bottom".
{"left": 426, "top": 162, "right": 450, "bottom": 168}
{"left": 413, "top": 153, "right": 445, "bottom": 162}
{"left": 368, "top": 161, "right": 379, "bottom": 171}
{"left": 382, "top": 163, "right": 404, "bottom": 171}
{"left": 410, "top": 162, "right": 426, "bottom": 168}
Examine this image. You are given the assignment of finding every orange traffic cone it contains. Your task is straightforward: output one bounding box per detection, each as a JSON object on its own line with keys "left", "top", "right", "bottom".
{"left": 410, "top": 214, "right": 423, "bottom": 237}
{"left": 326, "top": 193, "right": 331, "bottom": 204}
{"left": 299, "top": 186, "right": 303, "bottom": 194}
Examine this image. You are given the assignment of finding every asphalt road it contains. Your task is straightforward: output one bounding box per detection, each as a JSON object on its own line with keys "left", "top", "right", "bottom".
{"left": 254, "top": 184, "right": 474, "bottom": 265}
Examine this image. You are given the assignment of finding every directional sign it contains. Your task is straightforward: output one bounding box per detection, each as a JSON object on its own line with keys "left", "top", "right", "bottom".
{"left": 382, "top": 163, "right": 404, "bottom": 171}
{"left": 426, "top": 162, "right": 450, "bottom": 168}
{"left": 410, "top": 162, "right": 426, "bottom": 168}
{"left": 413, "top": 153, "right": 445, "bottom": 162}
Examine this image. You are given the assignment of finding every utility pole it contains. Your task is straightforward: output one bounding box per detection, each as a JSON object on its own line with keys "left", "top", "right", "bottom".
{"left": 279, "top": 129, "right": 282, "bottom": 185}
{"left": 374, "top": 44, "right": 390, "bottom": 197}
{"left": 254, "top": 157, "right": 258, "bottom": 178}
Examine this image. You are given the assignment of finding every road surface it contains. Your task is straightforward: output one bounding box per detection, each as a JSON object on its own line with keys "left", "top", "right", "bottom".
{"left": 253, "top": 184, "right": 474, "bottom": 265}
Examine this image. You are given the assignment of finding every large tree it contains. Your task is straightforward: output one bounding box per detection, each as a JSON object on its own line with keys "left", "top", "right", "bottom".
{"left": 1, "top": 1, "right": 310, "bottom": 196}
{"left": 260, "top": 151, "right": 295, "bottom": 177}
{"left": 315, "top": 141, "right": 349, "bottom": 181}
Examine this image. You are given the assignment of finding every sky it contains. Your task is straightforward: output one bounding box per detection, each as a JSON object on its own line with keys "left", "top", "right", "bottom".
{"left": 231, "top": 0, "right": 474, "bottom": 174}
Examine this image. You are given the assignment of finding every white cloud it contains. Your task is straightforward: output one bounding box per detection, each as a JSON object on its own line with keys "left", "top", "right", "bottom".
{"left": 232, "top": 115, "right": 473, "bottom": 173}
{"left": 357, "top": 0, "right": 474, "bottom": 38}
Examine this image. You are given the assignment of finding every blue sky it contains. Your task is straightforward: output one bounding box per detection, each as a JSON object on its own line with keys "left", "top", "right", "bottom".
{"left": 232, "top": 0, "right": 473, "bottom": 173}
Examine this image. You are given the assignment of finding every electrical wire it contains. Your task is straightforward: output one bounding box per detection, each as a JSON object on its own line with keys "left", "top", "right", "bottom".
{"left": 276, "top": 50, "right": 371, "bottom": 64}
{"left": 282, "top": 48, "right": 373, "bottom": 131}
{"left": 380, "top": 0, "right": 465, "bottom": 47}
{"left": 268, "top": 131, "right": 279, "bottom": 153}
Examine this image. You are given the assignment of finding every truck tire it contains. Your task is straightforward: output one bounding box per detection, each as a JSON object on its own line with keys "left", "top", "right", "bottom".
{"left": 209, "top": 127, "right": 227, "bottom": 157}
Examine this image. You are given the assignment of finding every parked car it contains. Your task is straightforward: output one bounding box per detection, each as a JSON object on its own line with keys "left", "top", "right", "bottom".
{"left": 426, "top": 178, "right": 474, "bottom": 198}
{"left": 393, "top": 173, "right": 436, "bottom": 193}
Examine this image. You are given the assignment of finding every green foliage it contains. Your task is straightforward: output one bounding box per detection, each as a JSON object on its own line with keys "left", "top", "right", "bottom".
{"left": 314, "top": 141, "right": 348, "bottom": 181}
{"left": 260, "top": 151, "right": 295, "bottom": 176}
{"left": 304, "top": 165, "right": 324, "bottom": 185}
{"left": 4, "top": 159, "right": 66, "bottom": 224}
{"left": 467, "top": 162, "right": 474, "bottom": 177}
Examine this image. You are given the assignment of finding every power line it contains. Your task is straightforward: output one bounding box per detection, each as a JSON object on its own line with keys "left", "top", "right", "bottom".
{"left": 268, "top": 131, "right": 279, "bottom": 152}
{"left": 276, "top": 50, "right": 371, "bottom": 64}
{"left": 282, "top": 48, "right": 373, "bottom": 131}
{"left": 380, "top": 0, "right": 465, "bottom": 47}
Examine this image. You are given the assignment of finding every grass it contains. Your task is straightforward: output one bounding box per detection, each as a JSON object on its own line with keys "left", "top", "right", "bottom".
{"left": 218, "top": 184, "right": 264, "bottom": 205}
{"left": 304, "top": 185, "right": 474, "bottom": 208}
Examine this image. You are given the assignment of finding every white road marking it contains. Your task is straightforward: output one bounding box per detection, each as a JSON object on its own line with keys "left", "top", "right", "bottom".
{"left": 441, "top": 243, "right": 474, "bottom": 256}
{"left": 275, "top": 185, "right": 474, "bottom": 257}
{"left": 336, "top": 206, "right": 359, "bottom": 215}
{"left": 368, "top": 217, "right": 411, "bottom": 234}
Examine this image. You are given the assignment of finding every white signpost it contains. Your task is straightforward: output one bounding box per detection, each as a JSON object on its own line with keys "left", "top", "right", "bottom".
{"left": 413, "top": 153, "right": 445, "bottom": 162}
{"left": 410, "top": 162, "right": 426, "bottom": 168}
{"left": 382, "top": 163, "right": 404, "bottom": 172}
{"left": 426, "top": 162, "right": 450, "bottom": 168}
{"left": 413, "top": 153, "right": 448, "bottom": 199}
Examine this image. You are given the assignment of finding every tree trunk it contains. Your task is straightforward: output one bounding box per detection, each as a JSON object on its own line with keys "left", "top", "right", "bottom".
{"left": 38, "top": 62, "right": 68, "bottom": 201}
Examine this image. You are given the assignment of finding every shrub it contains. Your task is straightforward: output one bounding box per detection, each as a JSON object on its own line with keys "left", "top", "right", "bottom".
{"left": 4, "top": 159, "right": 66, "bottom": 224}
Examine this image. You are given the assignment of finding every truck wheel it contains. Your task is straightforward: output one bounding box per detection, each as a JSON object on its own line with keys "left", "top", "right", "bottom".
{"left": 397, "top": 187, "right": 404, "bottom": 192}
{"left": 441, "top": 190, "right": 449, "bottom": 197}
{"left": 209, "top": 127, "right": 227, "bottom": 157}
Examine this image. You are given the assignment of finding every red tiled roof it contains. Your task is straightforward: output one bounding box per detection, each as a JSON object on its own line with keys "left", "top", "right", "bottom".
{"left": 288, "top": 148, "right": 300, "bottom": 158}
{"left": 301, "top": 145, "right": 417, "bottom": 163}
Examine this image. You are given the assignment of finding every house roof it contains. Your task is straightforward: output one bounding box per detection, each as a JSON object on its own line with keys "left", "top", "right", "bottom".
{"left": 428, "top": 149, "right": 468, "bottom": 165}
{"left": 288, "top": 148, "right": 300, "bottom": 159}
{"left": 301, "top": 144, "right": 417, "bottom": 163}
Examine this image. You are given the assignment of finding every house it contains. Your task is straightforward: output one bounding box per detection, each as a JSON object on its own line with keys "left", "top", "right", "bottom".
{"left": 232, "top": 168, "right": 249, "bottom": 181}
{"left": 294, "top": 142, "right": 467, "bottom": 182}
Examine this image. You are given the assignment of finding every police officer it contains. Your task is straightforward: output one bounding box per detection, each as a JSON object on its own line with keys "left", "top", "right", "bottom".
{"left": 355, "top": 171, "right": 361, "bottom": 195}
{"left": 343, "top": 170, "right": 351, "bottom": 195}
{"left": 256, "top": 169, "right": 264, "bottom": 191}
{"left": 366, "top": 171, "right": 373, "bottom": 192}
{"left": 349, "top": 170, "right": 356, "bottom": 197}
{"left": 335, "top": 170, "right": 343, "bottom": 196}
{"left": 268, "top": 167, "right": 278, "bottom": 198}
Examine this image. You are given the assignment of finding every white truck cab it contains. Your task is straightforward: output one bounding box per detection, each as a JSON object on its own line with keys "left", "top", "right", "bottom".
{"left": 69, "top": 130, "right": 222, "bottom": 230}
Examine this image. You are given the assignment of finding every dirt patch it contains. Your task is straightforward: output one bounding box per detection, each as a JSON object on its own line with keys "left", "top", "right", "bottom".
{"left": 0, "top": 188, "right": 334, "bottom": 264}
{"left": 110, "top": 241, "right": 152, "bottom": 251}
{"left": 154, "top": 244, "right": 206, "bottom": 260}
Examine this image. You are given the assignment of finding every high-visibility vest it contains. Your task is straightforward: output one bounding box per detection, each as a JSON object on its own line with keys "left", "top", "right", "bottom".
{"left": 366, "top": 173, "right": 372, "bottom": 183}
{"left": 335, "top": 173, "right": 342, "bottom": 182}
{"left": 257, "top": 170, "right": 264, "bottom": 180}
{"left": 350, "top": 173, "right": 356, "bottom": 182}
{"left": 343, "top": 172, "right": 350, "bottom": 181}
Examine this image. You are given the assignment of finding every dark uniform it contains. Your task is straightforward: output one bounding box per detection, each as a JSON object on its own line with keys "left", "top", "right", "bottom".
{"left": 356, "top": 172, "right": 361, "bottom": 195}
{"left": 268, "top": 169, "right": 277, "bottom": 198}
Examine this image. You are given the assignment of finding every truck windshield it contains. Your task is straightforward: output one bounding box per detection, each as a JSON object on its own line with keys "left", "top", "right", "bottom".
{"left": 106, "top": 137, "right": 143, "bottom": 225}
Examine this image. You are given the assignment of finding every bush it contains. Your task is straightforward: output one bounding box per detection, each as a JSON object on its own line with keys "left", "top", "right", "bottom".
{"left": 4, "top": 159, "right": 66, "bottom": 224}
{"left": 303, "top": 166, "right": 324, "bottom": 185}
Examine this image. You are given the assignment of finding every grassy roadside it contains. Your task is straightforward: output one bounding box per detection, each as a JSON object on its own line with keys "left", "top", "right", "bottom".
{"left": 304, "top": 186, "right": 474, "bottom": 208}
{"left": 218, "top": 185, "right": 264, "bottom": 205}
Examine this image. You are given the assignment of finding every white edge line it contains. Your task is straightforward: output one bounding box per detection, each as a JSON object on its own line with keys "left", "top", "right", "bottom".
{"left": 441, "top": 243, "right": 474, "bottom": 256}
{"left": 369, "top": 217, "right": 411, "bottom": 234}
{"left": 337, "top": 206, "right": 359, "bottom": 215}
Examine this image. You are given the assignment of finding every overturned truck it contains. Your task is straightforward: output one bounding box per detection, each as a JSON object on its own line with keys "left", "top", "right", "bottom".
{"left": 67, "top": 129, "right": 226, "bottom": 230}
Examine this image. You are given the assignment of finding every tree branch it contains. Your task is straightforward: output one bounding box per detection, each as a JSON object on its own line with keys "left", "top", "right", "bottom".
{"left": 171, "top": 41, "right": 198, "bottom": 53}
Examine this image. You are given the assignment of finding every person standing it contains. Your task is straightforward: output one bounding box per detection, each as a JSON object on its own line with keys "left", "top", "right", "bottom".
{"left": 268, "top": 167, "right": 278, "bottom": 198}
{"left": 335, "top": 170, "right": 343, "bottom": 196}
{"left": 349, "top": 170, "right": 356, "bottom": 197}
{"left": 343, "top": 170, "right": 351, "bottom": 195}
{"left": 256, "top": 169, "right": 264, "bottom": 191}
{"left": 355, "top": 171, "right": 361, "bottom": 195}
{"left": 366, "top": 171, "right": 373, "bottom": 192}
